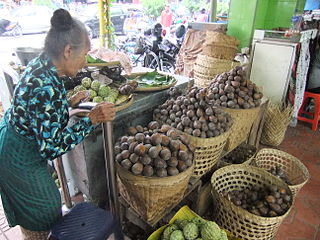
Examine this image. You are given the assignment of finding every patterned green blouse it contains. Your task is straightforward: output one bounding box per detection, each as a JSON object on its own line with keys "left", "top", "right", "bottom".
{"left": 4, "top": 53, "right": 94, "bottom": 160}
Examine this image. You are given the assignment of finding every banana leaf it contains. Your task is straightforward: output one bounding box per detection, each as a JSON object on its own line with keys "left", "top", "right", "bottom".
{"left": 128, "top": 71, "right": 176, "bottom": 88}
{"left": 86, "top": 55, "right": 106, "bottom": 64}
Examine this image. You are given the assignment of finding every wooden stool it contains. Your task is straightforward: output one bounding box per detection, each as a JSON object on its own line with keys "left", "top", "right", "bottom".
{"left": 298, "top": 91, "right": 320, "bottom": 131}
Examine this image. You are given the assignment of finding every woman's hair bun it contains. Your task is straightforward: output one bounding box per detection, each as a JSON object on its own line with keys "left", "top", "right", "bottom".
{"left": 51, "top": 9, "right": 73, "bottom": 31}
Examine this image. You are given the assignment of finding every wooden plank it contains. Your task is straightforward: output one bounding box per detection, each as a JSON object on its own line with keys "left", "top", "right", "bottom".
{"left": 247, "top": 98, "right": 269, "bottom": 148}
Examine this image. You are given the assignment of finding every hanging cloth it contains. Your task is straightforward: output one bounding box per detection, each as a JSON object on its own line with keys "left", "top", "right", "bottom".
{"left": 291, "top": 29, "right": 318, "bottom": 126}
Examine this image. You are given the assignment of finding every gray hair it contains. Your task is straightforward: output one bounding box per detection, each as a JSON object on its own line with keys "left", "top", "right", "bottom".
{"left": 44, "top": 9, "right": 89, "bottom": 60}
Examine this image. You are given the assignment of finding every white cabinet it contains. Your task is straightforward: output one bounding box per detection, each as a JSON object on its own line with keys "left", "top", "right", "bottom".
{"left": 250, "top": 31, "right": 298, "bottom": 104}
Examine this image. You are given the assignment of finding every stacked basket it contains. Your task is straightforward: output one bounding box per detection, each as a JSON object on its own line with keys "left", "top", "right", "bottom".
{"left": 194, "top": 32, "right": 240, "bottom": 88}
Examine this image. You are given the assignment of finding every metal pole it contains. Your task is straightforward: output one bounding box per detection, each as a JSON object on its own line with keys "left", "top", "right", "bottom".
{"left": 102, "top": 122, "right": 122, "bottom": 233}
{"left": 99, "top": 0, "right": 106, "bottom": 47}
{"left": 56, "top": 156, "right": 73, "bottom": 209}
{"left": 209, "top": 0, "right": 217, "bottom": 22}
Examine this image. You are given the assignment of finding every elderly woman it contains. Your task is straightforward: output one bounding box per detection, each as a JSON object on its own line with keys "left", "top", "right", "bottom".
{"left": 0, "top": 9, "right": 115, "bottom": 239}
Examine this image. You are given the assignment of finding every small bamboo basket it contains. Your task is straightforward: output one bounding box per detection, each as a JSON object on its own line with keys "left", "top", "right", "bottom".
{"left": 211, "top": 165, "right": 293, "bottom": 240}
{"left": 185, "top": 128, "right": 231, "bottom": 178}
{"left": 261, "top": 103, "right": 293, "bottom": 146}
{"left": 117, "top": 163, "right": 193, "bottom": 225}
{"left": 218, "top": 143, "right": 257, "bottom": 168}
{"left": 252, "top": 148, "right": 310, "bottom": 198}
{"left": 223, "top": 107, "right": 261, "bottom": 152}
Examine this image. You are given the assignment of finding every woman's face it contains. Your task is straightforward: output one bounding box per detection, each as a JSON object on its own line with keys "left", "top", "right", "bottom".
{"left": 63, "top": 36, "right": 90, "bottom": 77}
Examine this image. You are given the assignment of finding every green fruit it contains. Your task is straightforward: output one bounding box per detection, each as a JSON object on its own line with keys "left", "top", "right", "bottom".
{"left": 201, "top": 221, "right": 221, "bottom": 240}
{"left": 89, "top": 90, "right": 97, "bottom": 99}
{"left": 162, "top": 224, "right": 179, "bottom": 240}
{"left": 191, "top": 217, "right": 206, "bottom": 228}
{"left": 74, "top": 85, "right": 86, "bottom": 93}
{"left": 170, "top": 230, "right": 184, "bottom": 240}
{"left": 183, "top": 223, "right": 199, "bottom": 240}
{"left": 104, "top": 96, "right": 116, "bottom": 103}
{"left": 98, "top": 85, "right": 111, "bottom": 98}
{"left": 220, "top": 230, "right": 228, "bottom": 240}
{"left": 91, "top": 80, "right": 101, "bottom": 91}
{"left": 175, "top": 219, "right": 190, "bottom": 230}
{"left": 81, "top": 77, "right": 92, "bottom": 88}
{"left": 66, "top": 90, "right": 74, "bottom": 99}
{"left": 93, "top": 96, "right": 103, "bottom": 103}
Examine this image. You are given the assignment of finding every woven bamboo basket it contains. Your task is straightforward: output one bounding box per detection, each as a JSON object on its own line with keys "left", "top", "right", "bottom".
{"left": 194, "top": 55, "right": 239, "bottom": 87}
{"left": 117, "top": 163, "right": 193, "bottom": 225}
{"left": 223, "top": 107, "right": 260, "bottom": 152}
{"left": 153, "top": 116, "right": 232, "bottom": 178}
{"left": 261, "top": 103, "right": 293, "bottom": 146}
{"left": 184, "top": 128, "right": 231, "bottom": 178}
{"left": 205, "top": 31, "right": 240, "bottom": 46}
{"left": 217, "top": 143, "right": 257, "bottom": 168}
{"left": 211, "top": 165, "right": 293, "bottom": 240}
{"left": 202, "top": 44, "right": 238, "bottom": 60}
{"left": 252, "top": 148, "right": 310, "bottom": 198}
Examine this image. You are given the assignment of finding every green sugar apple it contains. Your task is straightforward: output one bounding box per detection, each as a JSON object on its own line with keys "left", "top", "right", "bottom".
{"left": 81, "top": 77, "right": 92, "bottom": 88}
{"left": 74, "top": 85, "right": 86, "bottom": 93}
{"left": 183, "top": 222, "right": 199, "bottom": 240}
{"left": 162, "top": 224, "right": 179, "bottom": 240}
{"left": 170, "top": 230, "right": 185, "bottom": 240}
{"left": 201, "top": 221, "right": 221, "bottom": 240}
{"left": 92, "top": 96, "right": 103, "bottom": 103}
{"left": 98, "top": 85, "right": 111, "bottom": 98}
{"left": 91, "top": 80, "right": 101, "bottom": 91}
{"left": 89, "top": 90, "right": 97, "bottom": 99}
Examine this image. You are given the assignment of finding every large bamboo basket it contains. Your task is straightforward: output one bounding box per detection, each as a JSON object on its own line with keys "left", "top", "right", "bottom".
{"left": 211, "top": 165, "right": 293, "bottom": 240}
{"left": 261, "top": 103, "right": 293, "bottom": 146}
{"left": 252, "top": 148, "right": 310, "bottom": 199}
{"left": 202, "top": 44, "right": 238, "bottom": 60}
{"left": 205, "top": 31, "right": 240, "bottom": 46}
{"left": 153, "top": 116, "right": 232, "bottom": 178}
{"left": 223, "top": 107, "right": 261, "bottom": 152}
{"left": 117, "top": 163, "right": 193, "bottom": 225}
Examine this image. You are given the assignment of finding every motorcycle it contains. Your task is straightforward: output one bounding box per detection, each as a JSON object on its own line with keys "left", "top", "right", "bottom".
{"left": 0, "top": 19, "right": 23, "bottom": 37}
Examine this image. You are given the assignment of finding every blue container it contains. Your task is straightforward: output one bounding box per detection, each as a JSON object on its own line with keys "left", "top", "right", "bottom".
{"left": 50, "top": 202, "right": 119, "bottom": 240}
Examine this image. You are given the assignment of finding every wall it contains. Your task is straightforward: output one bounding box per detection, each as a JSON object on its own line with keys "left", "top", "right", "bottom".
{"left": 227, "top": 0, "right": 258, "bottom": 49}
{"left": 228, "top": 0, "right": 307, "bottom": 48}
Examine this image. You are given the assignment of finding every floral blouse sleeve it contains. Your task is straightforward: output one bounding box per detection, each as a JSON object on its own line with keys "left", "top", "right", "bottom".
{"left": 6, "top": 53, "right": 94, "bottom": 160}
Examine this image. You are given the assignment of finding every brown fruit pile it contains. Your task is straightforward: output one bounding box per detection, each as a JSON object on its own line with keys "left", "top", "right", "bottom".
{"left": 222, "top": 144, "right": 256, "bottom": 164}
{"left": 154, "top": 87, "right": 232, "bottom": 138}
{"left": 222, "top": 185, "right": 292, "bottom": 217}
{"left": 114, "top": 121, "right": 194, "bottom": 178}
{"left": 208, "top": 66, "right": 263, "bottom": 109}
{"left": 268, "top": 166, "right": 291, "bottom": 185}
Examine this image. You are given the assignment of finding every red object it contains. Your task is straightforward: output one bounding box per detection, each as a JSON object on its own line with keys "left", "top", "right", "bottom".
{"left": 161, "top": 10, "right": 173, "bottom": 28}
{"left": 162, "top": 29, "right": 166, "bottom": 37}
{"left": 298, "top": 91, "right": 320, "bottom": 131}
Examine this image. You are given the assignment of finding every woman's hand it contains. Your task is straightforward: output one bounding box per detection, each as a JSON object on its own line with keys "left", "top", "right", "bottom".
{"left": 88, "top": 102, "right": 116, "bottom": 124}
{"left": 68, "top": 91, "right": 90, "bottom": 107}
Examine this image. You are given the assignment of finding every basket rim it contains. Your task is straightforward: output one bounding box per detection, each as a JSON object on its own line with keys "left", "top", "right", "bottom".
{"left": 220, "top": 143, "right": 257, "bottom": 166}
{"left": 254, "top": 148, "right": 310, "bottom": 187}
{"left": 211, "top": 165, "right": 294, "bottom": 222}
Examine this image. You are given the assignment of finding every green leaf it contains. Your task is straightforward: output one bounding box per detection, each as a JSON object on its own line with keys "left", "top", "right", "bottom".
{"left": 86, "top": 55, "right": 106, "bottom": 63}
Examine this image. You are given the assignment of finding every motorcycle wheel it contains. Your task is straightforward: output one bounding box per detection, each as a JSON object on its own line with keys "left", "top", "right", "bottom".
{"left": 162, "top": 60, "right": 175, "bottom": 73}
{"left": 13, "top": 25, "right": 23, "bottom": 37}
{"left": 143, "top": 52, "right": 160, "bottom": 71}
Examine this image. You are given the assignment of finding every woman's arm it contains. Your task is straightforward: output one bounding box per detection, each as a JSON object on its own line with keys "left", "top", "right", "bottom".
{"left": 29, "top": 85, "right": 95, "bottom": 160}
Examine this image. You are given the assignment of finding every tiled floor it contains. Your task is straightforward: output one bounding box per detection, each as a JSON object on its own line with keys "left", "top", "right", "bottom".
{"left": 0, "top": 123, "right": 319, "bottom": 239}
{"left": 275, "top": 123, "right": 320, "bottom": 240}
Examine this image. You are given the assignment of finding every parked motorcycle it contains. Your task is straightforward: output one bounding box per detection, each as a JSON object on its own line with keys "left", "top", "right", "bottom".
{"left": 0, "top": 19, "right": 22, "bottom": 37}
